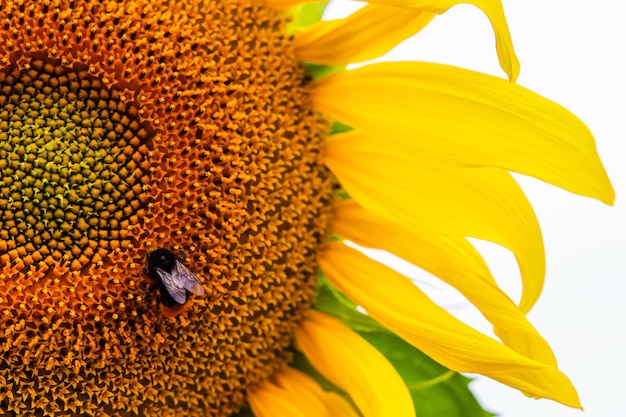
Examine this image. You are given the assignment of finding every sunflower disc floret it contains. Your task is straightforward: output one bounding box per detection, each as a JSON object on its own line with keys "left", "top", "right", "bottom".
{"left": 0, "top": 60, "right": 150, "bottom": 269}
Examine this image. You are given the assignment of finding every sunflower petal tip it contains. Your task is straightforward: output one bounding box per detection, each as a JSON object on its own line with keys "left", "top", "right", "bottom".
{"left": 508, "top": 64, "right": 520, "bottom": 83}
{"left": 603, "top": 184, "right": 617, "bottom": 206}
{"left": 503, "top": 53, "right": 520, "bottom": 82}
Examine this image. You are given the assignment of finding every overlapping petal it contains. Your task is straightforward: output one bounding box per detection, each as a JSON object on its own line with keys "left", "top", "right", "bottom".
{"left": 249, "top": 368, "right": 360, "bottom": 417}
{"left": 313, "top": 62, "right": 615, "bottom": 206}
{"left": 266, "top": 1, "right": 608, "bottom": 414}
{"left": 324, "top": 130, "right": 545, "bottom": 312}
{"left": 322, "top": 392, "right": 361, "bottom": 416}
{"left": 271, "top": 0, "right": 518, "bottom": 79}
{"left": 332, "top": 199, "right": 557, "bottom": 366}
{"left": 295, "top": 5, "right": 435, "bottom": 65}
{"left": 278, "top": 369, "right": 361, "bottom": 417}
{"left": 248, "top": 382, "right": 310, "bottom": 417}
{"left": 364, "top": 0, "right": 519, "bottom": 79}
{"left": 319, "top": 242, "right": 581, "bottom": 408}
{"left": 296, "top": 310, "right": 416, "bottom": 417}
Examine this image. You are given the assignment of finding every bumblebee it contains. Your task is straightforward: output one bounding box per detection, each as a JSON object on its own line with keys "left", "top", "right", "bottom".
{"left": 145, "top": 248, "right": 205, "bottom": 317}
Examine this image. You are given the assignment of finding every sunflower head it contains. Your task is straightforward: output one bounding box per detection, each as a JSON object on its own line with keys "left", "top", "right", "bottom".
{"left": 0, "top": 0, "right": 333, "bottom": 415}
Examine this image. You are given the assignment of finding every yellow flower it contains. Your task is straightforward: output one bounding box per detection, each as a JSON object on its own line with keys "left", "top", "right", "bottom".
{"left": 0, "top": 0, "right": 613, "bottom": 416}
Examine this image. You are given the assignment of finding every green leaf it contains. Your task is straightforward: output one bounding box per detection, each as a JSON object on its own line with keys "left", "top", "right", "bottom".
{"left": 313, "top": 277, "right": 494, "bottom": 417}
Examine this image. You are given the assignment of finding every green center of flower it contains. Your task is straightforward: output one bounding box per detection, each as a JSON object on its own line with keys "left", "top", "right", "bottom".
{"left": 0, "top": 59, "right": 150, "bottom": 270}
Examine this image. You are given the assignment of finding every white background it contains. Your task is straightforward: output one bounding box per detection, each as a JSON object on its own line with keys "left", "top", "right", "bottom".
{"left": 324, "top": 1, "right": 626, "bottom": 416}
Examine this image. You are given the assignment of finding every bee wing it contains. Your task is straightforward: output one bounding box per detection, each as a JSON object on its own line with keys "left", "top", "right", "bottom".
{"left": 156, "top": 267, "right": 188, "bottom": 304}
{"left": 174, "top": 260, "right": 205, "bottom": 296}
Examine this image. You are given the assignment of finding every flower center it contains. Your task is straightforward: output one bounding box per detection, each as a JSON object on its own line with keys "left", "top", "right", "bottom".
{"left": 0, "top": 1, "right": 334, "bottom": 416}
{"left": 0, "top": 60, "right": 150, "bottom": 270}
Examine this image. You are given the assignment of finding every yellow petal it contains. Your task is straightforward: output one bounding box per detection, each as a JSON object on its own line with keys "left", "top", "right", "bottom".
{"left": 295, "top": 5, "right": 435, "bottom": 65}
{"left": 364, "top": 0, "right": 518, "bottom": 79}
{"left": 248, "top": 380, "right": 311, "bottom": 417}
{"left": 249, "top": 367, "right": 360, "bottom": 417}
{"left": 296, "top": 310, "right": 416, "bottom": 417}
{"left": 324, "top": 130, "right": 545, "bottom": 312}
{"left": 319, "top": 242, "right": 581, "bottom": 408}
{"left": 273, "top": 370, "right": 329, "bottom": 416}
{"left": 323, "top": 392, "right": 361, "bottom": 417}
{"left": 332, "top": 199, "right": 557, "bottom": 366}
{"left": 275, "top": 368, "right": 361, "bottom": 417}
{"left": 271, "top": 0, "right": 517, "bottom": 78}
{"left": 313, "top": 62, "right": 615, "bottom": 205}
{"left": 267, "top": 0, "right": 517, "bottom": 77}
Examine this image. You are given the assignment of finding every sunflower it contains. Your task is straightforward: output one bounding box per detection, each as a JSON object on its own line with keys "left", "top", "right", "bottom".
{"left": 0, "top": 0, "right": 614, "bottom": 416}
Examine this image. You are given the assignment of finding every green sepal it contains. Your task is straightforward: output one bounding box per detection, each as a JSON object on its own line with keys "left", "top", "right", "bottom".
{"left": 329, "top": 120, "right": 353, "bottom": 135}
{"left": 287, "top": 1, "right": 329, "bottom": 34}
{"left": 303, "top": 62, "right": 346, "bottom": 80}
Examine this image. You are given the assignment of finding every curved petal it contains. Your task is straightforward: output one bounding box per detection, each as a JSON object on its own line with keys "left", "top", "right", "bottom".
{"left": 276, "top": 368, "right": 361, "bottom": 417}
{"left": 319, "top": 242, "right": 581, "bottom": 408}
{"left": 323, "top": 392, "right": 361, "bottom": 417}
{"left": 269, "top": 0, "right": 517, "bottom": 78}
{"left": 295, "top": 5, "right": 435, "bottom": 65}
{"left": 363, "top": 0, "right": 518, "bottom": 79}
{"left": 249, "top": 367, "right": 360, "bottom": 417}
{"left": 323, "top": 131, "right": 545, "bottom": 313}
{"left": 248, "top": 368, "right": 358, "bottom": 417}
{"left": 332, "top": 199, "right": 557, "bottom": 366}
{"left": 296, "top": 310, "right": 416, "bottom": 417}
{"left": 248, "top": 380, "right": 311, "bottom": 417}
{"left": 313, "top": 62, "right": 615, "bottom": 205}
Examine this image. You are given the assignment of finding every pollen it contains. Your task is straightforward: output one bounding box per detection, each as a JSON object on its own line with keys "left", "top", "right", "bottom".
{"left": 0, "top": 1, "right": 334, "bottom": 416}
